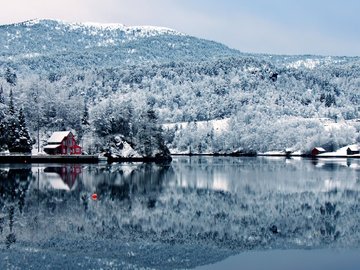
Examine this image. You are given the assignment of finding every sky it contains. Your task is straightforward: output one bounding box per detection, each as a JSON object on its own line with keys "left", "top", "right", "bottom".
{"left": 1, "top": 0, "right": 360, "bottom": 56}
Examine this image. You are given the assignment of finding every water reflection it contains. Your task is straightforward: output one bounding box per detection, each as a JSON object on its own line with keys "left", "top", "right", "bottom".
{"left": 42, "top": 165, "right": 82, "bottom": 191}
{"left": 0, "top": 157, "right": 359, "bottom": 269}
{"left": 171, "top": 157, "right": 360, "bottom": 194}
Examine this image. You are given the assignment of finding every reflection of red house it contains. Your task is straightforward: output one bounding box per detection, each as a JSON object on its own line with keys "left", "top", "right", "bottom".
{"left": 44, "top": 131, "right": 82, "bottom": 155}
{"left": 44, "top": 165, "right": 82, "bottom": 190}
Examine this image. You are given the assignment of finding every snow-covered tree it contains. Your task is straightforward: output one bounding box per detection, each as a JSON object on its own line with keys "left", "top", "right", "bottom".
{"left": 6, "top": 113, "right": 19, "bottom": 153}
{"left": 5, "top": 93, "right": 32, "bottom": 153}
{"left": 0, "top": 85, "right": 4, "bottom": 104}
{"left": 81, "top": 101, "right": 90, "bottom": 126}
{"left": 16, "top": 108, "right": 32, "bottom": 153}
{"left": 0, "top": 86, "right": 7, "bottom": 150}
{"left": 135, "top": 109, "right": 169, "bottom": 157}
{"left": 8, "top": 89, "right": 15, "bottom": 115}
{"left": 5, "top": 68, "right": 17, "bottom": 86}
{"left": 1, "top": 20, "right": 360, "bottom": 155}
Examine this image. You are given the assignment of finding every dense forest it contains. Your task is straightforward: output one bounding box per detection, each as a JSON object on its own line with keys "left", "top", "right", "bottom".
{"left": 0, "top": 20, "right": 359, "bottom": 154}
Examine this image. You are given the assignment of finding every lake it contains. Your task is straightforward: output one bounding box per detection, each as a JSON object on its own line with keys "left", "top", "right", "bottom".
{"left": 0, "top": 157, "right": 359, "bottom": 269}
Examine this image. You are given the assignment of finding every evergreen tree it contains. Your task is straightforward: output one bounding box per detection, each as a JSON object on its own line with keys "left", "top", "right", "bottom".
{"left": 5, "top": 68, "right": 17, "bottom": 86}
{"left": 0, "top": 85, "right": 4, "bottom": 104}
{"left": 0, "top": 119, "right": 6, "bottom": 151}
{"left": 6, "top": 89, "right": 20, "bottom": 152}
{"left": 6, "top": 113, "right": 18, "bottom": 153}
{"left": 16, "top": 108, "right": 32, "bottom": 153}
{"left": 81, "top": 101, "right": 89, "bottom": 126}
{"left": 5, "top": 92, "right": 32, "bottom": 153}
{"left": 8, "top": 89, "right": 15, "bottom": 115}
{"left": 135, "top": 109, "right": 169, "bottom": 158}
{"left": 0, "top": 86, "right": 7, "bottom": 150}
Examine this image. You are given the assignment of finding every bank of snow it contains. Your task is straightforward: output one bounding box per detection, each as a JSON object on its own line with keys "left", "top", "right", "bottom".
{"left": 164, "top": 117, "right": 360, "bottom": 156}
{"left": 317, "top": 144, "right": 360, "bottom": 158}
{"left": 163, "top": 118, "right": 230, "bottom": 135}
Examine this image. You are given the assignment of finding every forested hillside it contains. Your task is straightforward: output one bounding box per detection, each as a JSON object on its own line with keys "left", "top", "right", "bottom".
{"left": 0, "top": 19, "right": 359, "bottom": 154}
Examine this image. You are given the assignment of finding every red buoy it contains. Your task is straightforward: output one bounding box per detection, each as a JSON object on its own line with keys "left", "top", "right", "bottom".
{"left": 91, "top": 193, "right": 98, "bottom": 201}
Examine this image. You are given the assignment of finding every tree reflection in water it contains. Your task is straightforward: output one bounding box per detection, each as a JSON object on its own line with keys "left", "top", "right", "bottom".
{"left": 0, "top": 158, "right": 359, "bottom": 269}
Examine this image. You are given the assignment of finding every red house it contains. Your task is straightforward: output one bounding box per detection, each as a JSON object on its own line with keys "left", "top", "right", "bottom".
{"left": 311, "top": 147, "right": 326, "bottom": 157}
{"left": 43, "top": 131, "right": 82, "bottom": 155}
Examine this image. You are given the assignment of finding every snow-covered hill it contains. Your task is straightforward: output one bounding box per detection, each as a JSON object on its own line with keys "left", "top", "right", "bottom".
{"left": 2, "top": 19, "right": 181, "bottom": 51}
{"left": 0, "top": 19, "right": 359, "bottom": 155}
{"left": 0, "top": 19, "right": 241, "bottom": 69}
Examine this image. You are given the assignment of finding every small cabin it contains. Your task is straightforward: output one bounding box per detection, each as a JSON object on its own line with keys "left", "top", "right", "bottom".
{"left": 347, "top": 146, "right": 360, "bottom": 155}
{"left": 284, "top": 148, "right": 293, "bottom": 157}
{"left": 311, "top": 147, "right": 326, "bottom": 156}
{"left": 43, "top": 131, "right": 82, "bottom": 155}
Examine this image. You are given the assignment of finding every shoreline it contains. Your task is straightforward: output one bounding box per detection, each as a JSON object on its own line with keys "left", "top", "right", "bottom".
{"left": 0, "top": 154, "right": 172, "bottom": 164}
{"left": 171, "top": 152, "right": 257, "bottom": 157}
{"left": 1, "top": 152, "right": 360, "bottom": 164}
{"left": 171, "top": 152, "right": 360, "bottom": 159}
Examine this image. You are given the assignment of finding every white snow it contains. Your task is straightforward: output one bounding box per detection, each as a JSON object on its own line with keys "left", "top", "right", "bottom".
{"left": 0, "top": 150, "right": 10, "bottom": 155}
{"left": 163, "top": 118, "right": 230, "bottom": 135}
{"left": 43, "top": 144, "right": 61, "bottom": 149}
{"left": 47, "top": 131, "right": 71, "bottom": 143}
{"left": 317, "top": 144, "right": 360, "bottom": 157}
{"left": 21, "top": 19, "right": 183, "bottom": 38}
{"left": 110, "top": 137, "right": 141, "bottom": 158}
{"left": 22, "top": 19, "right": 42, "bottom": 26}
{"left": 261, "top": 151, "right": 285, "bottom": 156}
{"left": 287, "top": 59, "right": 320, "bottom": 69}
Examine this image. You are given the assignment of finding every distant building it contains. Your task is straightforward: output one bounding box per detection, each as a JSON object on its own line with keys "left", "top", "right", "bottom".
{"left": 284, "top": 148, "right": 293, "bottom": 157}
{"left": 347, "top": 145, "right": 360, "bottom": 155}
{"left": 311, "top": 147, "right": 326, "bottom": 156}
{"left": 43, "top": 131, "right": 82, "bottom": 155}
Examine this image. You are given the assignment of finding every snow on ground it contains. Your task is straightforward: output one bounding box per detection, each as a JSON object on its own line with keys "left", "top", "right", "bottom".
{"left": 164, "top": 116, "right": 359, "bottom": 155}
{"left": 22, "top": 19, "right": 183, "bottom": 39}
{"left": 260, "top": 144, "right": 360, "bottom": 158}
{"left": 163, "top": 118, "right": 230, "bottom": 135}
{"left": 323, "top": 120, "right": 353, "bottom": 131}
{"left": 317, "top": 144, "right": 360, "bottom": 157}
{"left": 261, "top": 151, "right": 285, "bottom": 156}
{"left": 285, "top": 57, "right": 343, "bottom": 70}
{"left": 287, "top": 58, "right": 321, "bottom": 69}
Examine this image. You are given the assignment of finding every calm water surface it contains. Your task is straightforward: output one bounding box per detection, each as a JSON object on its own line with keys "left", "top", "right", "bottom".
{"left": 0, "top": 157, "right": 359, "bottom": 269}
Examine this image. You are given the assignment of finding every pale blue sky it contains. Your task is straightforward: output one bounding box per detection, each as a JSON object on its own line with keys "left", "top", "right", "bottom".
{"left": 1, "top": 0, "right": 359, "bottom": 56}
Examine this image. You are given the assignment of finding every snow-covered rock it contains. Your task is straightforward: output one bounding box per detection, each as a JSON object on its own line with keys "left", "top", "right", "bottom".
{"left": 107, "top": 136, "right": 141, "bottom": 158}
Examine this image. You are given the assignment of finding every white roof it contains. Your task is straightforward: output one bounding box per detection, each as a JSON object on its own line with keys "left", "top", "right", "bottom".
{"left": 347, "top": 145, "right": 359, "bottom": 151}
{"left": 43, "top": 144, "right": 61, "bottom": 149}
{"left": 47, "top": 131, "right": 71, "bottom": 143}
{"left": 314, "top": 147, "right": 326, "bottom": 152}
